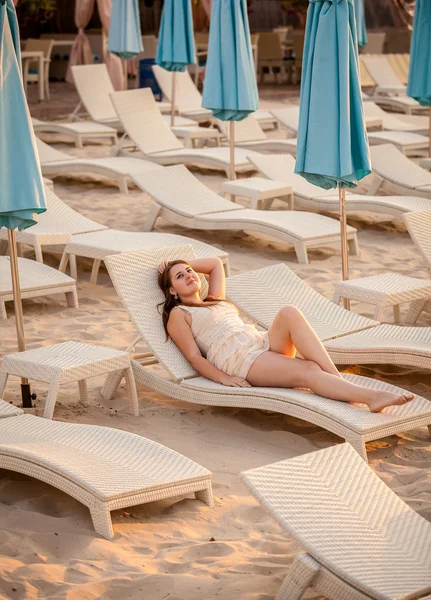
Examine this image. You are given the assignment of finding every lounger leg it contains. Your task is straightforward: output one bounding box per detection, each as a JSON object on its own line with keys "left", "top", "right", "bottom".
{"left": 34, "top": 242, "right": 44, "bottom": 263}
{"left": 348, "top": 236, "right": 359, "bottom": 256}
{"left": 69, "top": 255, "right": 78, "bottom": 280}
{"left": 101, "top": 370, "right": 124, "bottom": 400}
{"left": 347, "top": 436, "right": 368, "bottom": 463}
{"left": 78, "top": 379, "right": 89, "bottom": 404}
{"left": 374, "top": 304, "right": 385, "bottom": 322}
{"left": 90, "top": 259, "right": 102, "bottom": 285}
{"left": 405, "top": 298, "right": 427, "bottom": 324}
{"left": 195, "top": 486, "right": 214, "bottom": 508}
{"left": 223, "top": 260, "right": 231, "bottom": 277}
{"left": 118, "top": 177, "right": 129, "bottom": 195}
{"left": 90, "top": 505, "right": 114, "bottom": 539}
{"left": 123, "top": 366, "right": 139, "bottom": 416}
{"left": 43, "top": 378, "right": 61, "bottom": 420}
{"left": 0, "top": 240, "right": 8, "bottom": 256}
{"left": 275, "top": 553, "right": 320, "bottom": 600}
{"left": 143, "top": 203, "right": 162, "bottom": 232}
{"left": 75, "top": 135, "right": 83, "bottom": 149}
{"left": 59, "top": 252, "right": 69, "bottom": 273}
{"left": 0, "top": 301, "right": 6, "bottom": 321}
{"left": 393, "top": 304, "right": 401, "bottom": 323}
{"left": 65, "top": 289, "right": 79, "bottom": 309}
{"left": 294, "top": 243, "right": 309, "bottom": 265}
{"left": 368, "top": 174, "right": 384, "bottom": 196}
{"left": 0, "top": 369, "right": 8, "bottom": 399}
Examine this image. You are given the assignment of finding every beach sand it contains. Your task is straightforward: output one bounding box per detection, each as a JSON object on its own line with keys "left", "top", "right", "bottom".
{"left": 0, "top": 92, "right": 430, "bottom": 599}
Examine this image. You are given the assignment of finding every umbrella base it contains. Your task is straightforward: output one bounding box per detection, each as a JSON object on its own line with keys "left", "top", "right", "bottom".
{"left": 21, "top": 383, "right": 35, "bottom": 408}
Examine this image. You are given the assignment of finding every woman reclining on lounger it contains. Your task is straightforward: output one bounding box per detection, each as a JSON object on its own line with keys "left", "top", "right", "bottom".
{"left": 158, "top": 257, "right": 414, "bottom": 412}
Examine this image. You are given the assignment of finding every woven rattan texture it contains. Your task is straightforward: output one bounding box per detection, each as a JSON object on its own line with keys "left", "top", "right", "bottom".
{"left": 0, "top": 400, "right": 23, "bottom": 418}
{"left": 370, "top": 144, "right": 431, "bottom": 189}
{"left": 0, "top": 258, "right": 76, "bottom": 294}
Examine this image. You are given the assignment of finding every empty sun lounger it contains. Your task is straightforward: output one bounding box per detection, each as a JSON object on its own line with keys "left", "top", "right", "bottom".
{"left": 217, "top": 115, "right": 297, "bottom": 154}
{"left": 242, "top": 443, "right": 431, "bottom": 600}
{"left": 32, "top": 118, "right": 118, "bottom": 147}
{"left": 0, "top": 257, "right": 78, "bottom": 319}
{"left": 132, "top": 164, "right": 359, "bottom": 264}
{"left": 101, "top": 245, "right": 431, "bottom": 463}
{"left": 110, "top": 88, "right": 259, "bottom": 177}
{"left": 0, "top": 403, "right": 213, "bottom": 539}
{"left": 271, "top": 105, "right": 385, "bottom": 133}
{"left": 249, "top": 153, "right": 431, "bottom": 217}
{"left": 363, "top": 102, "right": 429, "bottom": 134}
{"left": 369, "top": 144, "right": 431, "bottom": 198}
{"left": 403, "top": 209, "right": 431, "bottom": 323}
{"left": 36, "top": 137, "right": 162, "bottom": 193}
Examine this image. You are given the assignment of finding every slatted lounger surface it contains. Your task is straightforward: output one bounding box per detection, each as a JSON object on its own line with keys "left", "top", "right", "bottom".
{"left": 249, "top": 153, "right": 431, "bottom": 217}
{"left": 32, "top": 118, "right": 118, "bottom": 147}
{"left": 242, "top": 443, "right": 431, "bottom": 600}
{"left": 0, "top": 407, "right": 213, "bottom": 539}
{"left": 402, "top": 209, "right": 431, "bottom": 323}
{"left": 363, "top": 102, "right": 429, "bottom": 134}
{"left": 102, "top": 246, "right": 431, "bottom": 463}
{"left": 131, "top": 164, "right": 359, "bottom": 264}
{"left": 216, "top": 115, "right": 298, "bottom": 154}
{"left": 0, "top": 257, "right": 78, "bottom": 319}
{"left": 36, "top": 137, "right": 162, "bottom": 194}
{"left": 110, "top": 88, "right": 259, "bottom": 177}
{"left": 369, "top": 144, "right": 431, "bottom": 198}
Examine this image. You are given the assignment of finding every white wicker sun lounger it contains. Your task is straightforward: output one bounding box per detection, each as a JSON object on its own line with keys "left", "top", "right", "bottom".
{"left": 71, "top": 64, "right": 171, "bottom": 129}
{"left": 0, "top": 400, "right": 23, "bottom": 418}
{"left": 249, "top": 153, "right": 431, "bottom": 217}
{"left": 36, "top": 137, "right": 162, "bottom": 193}
{"left": 0, "top": 404, "right": 213, "bottom": 539}
{"left": 217, "top": 115, "right": 297, "bottom": 154}
{"left": 369, "top": 144, "right": 431, "bottom": 197}
{"left": 102, "top": 245, "right": 431, "bottom": 463}
{"left": 242, "top": 443, "right": 431, "bottom": 600}
{"left": 131, "top": 164, "right": 359, "bottom": 264}
{"left": 363, "top": 102, "right": 429, "bottom": 134}
{"left": 0, "top": 257, "right": 78, "bottom": 319}
{"left": 32, "top": 118, "right": 118, "bottom": 147}
{"left": 226, "top": 262, "right": 431, "bottom": 372}
{"left": 110, "top": 88, "right": 259, "bottom": 178}
{"left": 402, "top": 209, "right": 431, "bottom": 323}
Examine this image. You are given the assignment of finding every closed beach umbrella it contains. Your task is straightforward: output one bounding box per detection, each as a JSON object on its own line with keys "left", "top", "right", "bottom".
{"left": 354, "top": 0, "right": 367, "bottom": 47}
{"left": 108, "top": 0, "right": 143, "bottom": 89}
{"left": 407, "top": 0, "right": 431, "bottom": 156}
{"left": 0, "top": 0, "right": 46, "bottom": 405}
{"left": 156, "top": 0, "right": 196, "bottom": 126}
{"left": 295, "top": 0, "right": 370, "bottom": 293}
{"left": 202, "top": 0, "right": 259, "bottom": 180}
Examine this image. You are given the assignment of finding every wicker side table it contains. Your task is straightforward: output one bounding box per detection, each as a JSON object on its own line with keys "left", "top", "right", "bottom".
{"left": 221, "top": 177, "right": 294, "bottom": 210}
{"left": 0, "top": 342, "right": 139, "bottom": 420}
{"left": 333, "top": 273, "right": 431, "bottom": 323}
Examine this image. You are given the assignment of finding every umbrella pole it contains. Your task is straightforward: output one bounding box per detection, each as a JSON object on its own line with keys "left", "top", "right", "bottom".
{"left": 171, "top": 72, "right": 176, "bottom": 127}
{"left": 7, "top": 229, "right": 32, "bottom": 408}
{"left": 123, "top": 59, "right": 128, "bottom": 91}
{"left": 339, "top": 186, "right": 350, "bottom": 310}
{"left": 230, "top": 121, "right": 236, "bottom": 181}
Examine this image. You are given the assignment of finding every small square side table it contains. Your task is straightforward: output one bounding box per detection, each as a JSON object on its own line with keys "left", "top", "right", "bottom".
{"left": 221, "top": 177, "right": 294, "bottom": 210}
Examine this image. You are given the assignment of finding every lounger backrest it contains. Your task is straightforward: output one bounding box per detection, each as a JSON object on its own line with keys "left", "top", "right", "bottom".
{"left": 370, "top": 144, "right": 431, "bottom": 187}
{"left": 242, "top": 443, "right": 431, "bottom": 598}
{"left": 362, "top": 56, "right": 403, "bottom": 89}
{"left": 248, "top": 154, "right": 336, "bottom": 199}
{"left": 35, "top": 137, "right": 73, "bottom": 164}
{"left": 105, "top": 246, "right": 208, "bottom": 381}
{"left": 226, "top": 263, "right": 377, "bottom": 341}
{"left": 111, "top": 88, "right": 184, "bottom": 155}
{"left": 131, "top": 164, "right": 243, "bottom": 217}
{"left": 152, "top": 66, "right": 204, "bottom": 113}
{"left": 403, "top": 210, "right": 431, "bottom": 270}
{"left": 270, "top": 106, "right": 300, "bottom": 132}
{"left": 217, "top": 115, "right": 267, "bottom": 143}
{"left": 363, "top": 102, "right": 403, "bottom": 130}
{"left": 71, "top": 64, "right": 118, "bottom": 122}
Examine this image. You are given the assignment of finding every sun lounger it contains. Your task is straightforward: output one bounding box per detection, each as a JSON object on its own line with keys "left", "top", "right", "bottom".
{"left": 242, "top": 443, "right": 431, "bottom": 600}
{"left": 403, "top": 209, "right": 431, "bottom": 323}
{"left": 151, "top": 65, "right": 278, "bottom": 129}
{"left": 363, "top": 102, "right": 429, "bottom": 134}
{"left": 71, "top": 64, "right": 171, "bottom": 129}
{"left": 369, "top": 144, "right": 431, "bottom": 197}
{"left": 216, "top": 115, "right": 297, "bottom": 154}
{"left": 249, "top": 153, "right": 431, "bottom": 216}
{"left": 36, "top": 137, "right": 162, "bottom": 193}
{"left": 271, "top": 105, "right": 385, "bottom": 133}
{"left": 110, "top": 88, "right": 259, "bottom": 177}
{"left": 0, "top": 256, "right": 78, "bottom": 319}
{"left": 32, "top": 118, "right": 118, "bottom": 147}
{"left": 0, "top": 402, "right": 213, "bottom": 538}
{"left": 102, "top": 245, "right": 431, "bottom": 463}
{"left": 131, "top": 164, "right": 359, "bottom": 264}
{"left": 0, "top": 185, "right": 229, "bottom": 281}
{"left": 0, "top": 400, "right": 22, "bottom": 418}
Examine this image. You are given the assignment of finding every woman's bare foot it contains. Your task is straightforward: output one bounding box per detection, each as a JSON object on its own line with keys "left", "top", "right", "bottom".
{"left": 366, "top": 390, "right": 415, "bottom": 413}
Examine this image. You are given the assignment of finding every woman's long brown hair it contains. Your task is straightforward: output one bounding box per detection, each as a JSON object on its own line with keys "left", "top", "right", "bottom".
{"left": 157, "top": 260, "right": 226, "bottom": 338}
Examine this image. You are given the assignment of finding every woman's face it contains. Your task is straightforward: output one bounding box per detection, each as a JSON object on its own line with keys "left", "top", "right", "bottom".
{"left": 169, "top": 263, "right": 201, "bottom": 299}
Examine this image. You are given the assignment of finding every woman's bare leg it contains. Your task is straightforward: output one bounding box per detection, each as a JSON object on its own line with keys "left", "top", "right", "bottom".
{"left": 247, "top": 352, "right": 414, "bottom": 412}
{"left": 268, "top": 306, "right": 341, "bottom": 377}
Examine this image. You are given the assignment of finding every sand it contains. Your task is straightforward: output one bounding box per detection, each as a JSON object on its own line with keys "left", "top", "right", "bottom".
{"left": 0, "top": 92, "right": 430, "bottom": 600}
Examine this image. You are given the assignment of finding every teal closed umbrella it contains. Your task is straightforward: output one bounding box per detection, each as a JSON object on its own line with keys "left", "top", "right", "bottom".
{"left": 354, "top": 0, "right": 367, "bottom": 47}
{"left": 407, "top": 0, "right": 431, "bottom": 156}
{"left": 295, "top": 0, "right": 370, "bottom": 288}
{"left": 202, "top": 0, "right": 259, "bottom": 180}
{"left": 0, "top": 0, "right": 46, "bottom": 405}
{"left": 156, "top": 0, "right": 196, "bottom": 126}
{"left": 108, "top": 0, "right": 143, "bottom": 89}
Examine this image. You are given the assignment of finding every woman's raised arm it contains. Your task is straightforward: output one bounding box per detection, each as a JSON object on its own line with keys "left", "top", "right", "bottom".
{"left": 187, "top": 257, "right": 225, "bottom": 299}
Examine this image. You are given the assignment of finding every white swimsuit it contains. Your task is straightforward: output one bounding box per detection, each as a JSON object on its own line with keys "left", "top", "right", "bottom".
{"left": 179, "top": 301, "right": 270, "bottom": 379}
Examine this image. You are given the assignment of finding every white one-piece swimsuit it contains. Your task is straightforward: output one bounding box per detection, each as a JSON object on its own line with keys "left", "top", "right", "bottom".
{"left": 178, "top": 301, "right": 270, "bottom": 379}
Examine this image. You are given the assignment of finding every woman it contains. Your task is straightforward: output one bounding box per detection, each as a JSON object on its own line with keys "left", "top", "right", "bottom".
{"left": 158, "top": 257, "right": 414, "bottom": 412}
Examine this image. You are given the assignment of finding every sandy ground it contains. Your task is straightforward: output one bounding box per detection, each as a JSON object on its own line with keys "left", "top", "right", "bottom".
{"left": 0, "top": 90, "right": 430, "bottom": 600}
